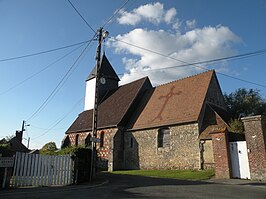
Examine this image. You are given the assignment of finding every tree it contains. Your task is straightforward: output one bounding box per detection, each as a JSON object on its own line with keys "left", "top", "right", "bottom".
{"left": 39, "top": 142, "right": 58, "bottom": 155}
{"left": 224, "top": 88, "right": 266, "bottom": 133}
{"left": 224, "top": 88, "right": 266, "bottom": 119}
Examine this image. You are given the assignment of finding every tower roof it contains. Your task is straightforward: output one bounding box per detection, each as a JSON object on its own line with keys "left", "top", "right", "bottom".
{"left": 86, "top": 54, "right": 120, "bottom": 81}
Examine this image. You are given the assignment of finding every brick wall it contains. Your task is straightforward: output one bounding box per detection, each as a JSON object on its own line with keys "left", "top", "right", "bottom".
{"left": 211, "top": 128, "right": 231, "bottom": 179}
{"left": 68, "top": 132, "right": 88, "bottom": 146}
{"left": 242, "top": 115, "right": 266, "bottom": 181}
{"left": 65, "top": 128, "right": 119, "bottom": 171}
{"left": 124, "top": 123, "right": 200, "bottom": 170}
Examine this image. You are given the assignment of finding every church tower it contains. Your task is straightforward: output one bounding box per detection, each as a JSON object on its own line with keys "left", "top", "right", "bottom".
{"left": 84, "top": 54, "right": 120, "bottom": 110}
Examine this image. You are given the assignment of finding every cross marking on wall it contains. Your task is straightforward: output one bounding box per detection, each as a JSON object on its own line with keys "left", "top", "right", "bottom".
{"left": 150, "top": 86, "right": 182, "bottom": 122}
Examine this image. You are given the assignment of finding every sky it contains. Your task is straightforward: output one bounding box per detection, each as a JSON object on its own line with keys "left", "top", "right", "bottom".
{"left": 0, "top": 0, "right": 265, "bottom": 149}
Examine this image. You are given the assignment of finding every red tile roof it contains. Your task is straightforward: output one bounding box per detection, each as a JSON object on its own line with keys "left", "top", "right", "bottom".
{"left": 130, "top": 70, "right": 215, "bottom": 130}
{"left": 66, "top": 77, "right": 151, "bottom": 133}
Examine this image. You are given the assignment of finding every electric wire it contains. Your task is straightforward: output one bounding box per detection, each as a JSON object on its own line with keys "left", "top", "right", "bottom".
{"left": 31, "top": 96, "right": 84, "bottom": 140}
{"left": 116, "top": 48, "right": 266, "bottom": 75}
{"left": 30, "top": 125, "right": 66, "bottom": 131}
{"left": 102, "top": 0, "right": 131, "bottom": 28}
{"left": 30, "top": 1, "right": 135, "bottom": 142}
{"left": 67, "top": 0, "right": 96, "bottom": 34}
{"left": 26, "top": 34, "right": 96, "bottom": 122}
{"left": 0, "top": 40, "right": 92, "bottom": 62}
{"left": 113, "top": 38, "right": 266, "bottom": 88}
{"left": 0, "top": 42, "right": 86, "bottom": 96}
{"left": 104, "top": 0, "right": 138, "bottom": 30}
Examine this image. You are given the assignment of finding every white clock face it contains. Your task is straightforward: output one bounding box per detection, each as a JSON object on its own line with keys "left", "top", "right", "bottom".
{"left": 100, "top": 77, "right": 106, "bottom": 84}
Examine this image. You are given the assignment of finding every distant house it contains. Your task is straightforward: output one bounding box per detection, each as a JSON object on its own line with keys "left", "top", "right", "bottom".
{"left": 62, "top": 54, "right": 230, "bottom": 171}
{"left": 0, "top": 131, "right": 29, "bottom": 155}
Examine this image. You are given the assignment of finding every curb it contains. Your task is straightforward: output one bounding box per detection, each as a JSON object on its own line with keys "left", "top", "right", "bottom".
{"left": 0, "top": 179, "right": 109, "bottom": 196}
{"left": 204, "top": 179, "right": 266, "bottom": 188}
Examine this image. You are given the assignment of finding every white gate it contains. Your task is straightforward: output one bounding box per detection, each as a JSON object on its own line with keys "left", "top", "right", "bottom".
{"left": 229, "top": 141, "right": 250, "bottom": 179}
{"left": 10, "top": 152, "right": 73, "bottom": 187}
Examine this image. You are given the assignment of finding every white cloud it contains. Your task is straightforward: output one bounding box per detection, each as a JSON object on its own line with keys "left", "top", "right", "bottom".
{"left": 112, "top": 2, "right": 240, "bottom": 86}
{"left": 117, "top": 2, "right": 178, "bottom": 25}
{"left": 110, "top": 25, "right": 240, "bottom": 86}
{"left": 164, "top": 8, "right": 177, "bottom": 24}
{"left": 186, "top": 19, "right": 196, "bottom": 29}
{"left": 117, "top": 11, "right": 141, "bottom": 25}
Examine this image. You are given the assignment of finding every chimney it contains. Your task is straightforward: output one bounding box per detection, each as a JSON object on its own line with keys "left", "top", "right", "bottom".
{"left": 16, "top": 130, "right": 23, "bottom": 143}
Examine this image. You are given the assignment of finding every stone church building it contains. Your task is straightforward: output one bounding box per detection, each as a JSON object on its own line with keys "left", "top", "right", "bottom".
{"left": 62, "top": 54, "right": 230, "bottom": 172}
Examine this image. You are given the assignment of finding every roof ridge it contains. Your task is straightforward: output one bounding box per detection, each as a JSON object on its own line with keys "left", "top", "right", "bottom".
{"left": 119, "top": 76, "right": 149, "bottom": 87}
{"left": 117, "top": 76, "right": 151, "bottom": 125}
{"left": 155, "top": 70, "right": 214, "bottom": 88}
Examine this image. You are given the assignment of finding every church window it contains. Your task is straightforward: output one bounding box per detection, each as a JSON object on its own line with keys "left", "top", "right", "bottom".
{"left": 85, "top": 134, "right": 92, "bottom": 147}
{"left": 75, "top": 134, "right": 79, "bottom": 146}
{"left": 100, "top": 131, "right": 104, "bottom": 147}
{"left": 158, "top": 127, "right": 170, "bottom": 148}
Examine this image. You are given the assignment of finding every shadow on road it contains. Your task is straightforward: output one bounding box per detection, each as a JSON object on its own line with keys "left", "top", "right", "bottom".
{"left": 1, "top": 172, "right": 265, "bottom": 199}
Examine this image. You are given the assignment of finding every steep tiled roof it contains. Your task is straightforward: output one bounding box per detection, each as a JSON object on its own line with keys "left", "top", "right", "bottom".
{"left": 66, "top": 77, "right": 151, "bottom": 133}
{"left": 130, "top": 70, "right": 215, "bottom": 130}
{"left": 87, "top": 54, "right": 120, "bottom": 81}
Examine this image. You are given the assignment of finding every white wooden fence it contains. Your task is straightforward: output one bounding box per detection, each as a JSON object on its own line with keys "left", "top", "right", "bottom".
{"left": 10, "top": 152, "right": 73, "bottom": 187}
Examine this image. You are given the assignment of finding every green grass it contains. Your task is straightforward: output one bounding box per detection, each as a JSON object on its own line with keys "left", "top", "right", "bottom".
{"left": 111, "top": 169, "right": 215, "bottom": 180}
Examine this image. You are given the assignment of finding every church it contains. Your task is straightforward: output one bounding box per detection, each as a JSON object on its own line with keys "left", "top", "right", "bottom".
{"left": 62, "top": 54, "right": 230, "bottom": 171}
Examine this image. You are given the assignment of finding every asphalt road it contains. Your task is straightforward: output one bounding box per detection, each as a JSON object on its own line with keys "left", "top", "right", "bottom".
{"left": 0, "top": 173, "right": 265, "bottom": 199}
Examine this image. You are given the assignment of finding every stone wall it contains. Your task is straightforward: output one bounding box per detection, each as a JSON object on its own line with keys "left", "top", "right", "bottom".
{"left": 112, "top": 129, "right": 124, "bottom": 171}
{"left": 124, "top": 123, "right": 200, "bottom": 170}
{"left": 242, "top": 115, "right": 266, "bottom": 181}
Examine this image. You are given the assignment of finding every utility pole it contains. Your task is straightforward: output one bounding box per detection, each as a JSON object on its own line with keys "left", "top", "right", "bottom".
{"left": 21, "top": 120, "right": 25, "bottom": 133}
{"left": 21, "top": 120, "right": 30, "bottom": 148}
{"left": 90, "top": 27, "right": 109, "bottom": 182}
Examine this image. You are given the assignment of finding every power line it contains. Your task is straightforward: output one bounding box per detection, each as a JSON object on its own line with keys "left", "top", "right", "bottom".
{"left": 116, "top": 48, "right": 266, "bottom": 75}
{"left": 30, "top": 125, "right": 66, "bottom": 131}
{"left": 30, "top": 2, "right": 135, "bottom": 141}
{"left": 26, "top": 34, "right": 96, "bottom": 122}
{"left": 113, "top": 38, "right": 266, "bottom": 88}
{"left": 0, "top": 40, "right": 92, "bottom": 62}
{"left": 31, "top": 96, "right": 84, "bottom": 140}
{"left": 102, "top": 0, "right": 131, "bottom": 28}
{"left": 67, "top": 0, "right": 96, "bottom": 34}
{"left": 104, "top": 0, "right": 138, "bottom": 30}
{"left": 0, "top": 42, "right": 86, "bottom": 96}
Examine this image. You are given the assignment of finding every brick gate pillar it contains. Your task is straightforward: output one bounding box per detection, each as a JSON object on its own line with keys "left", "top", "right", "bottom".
{"left": 242, "top": 115, "right": 266, "bottom": 181}
{"left": 210, "top": 128, "right": 231, "bottom": 179}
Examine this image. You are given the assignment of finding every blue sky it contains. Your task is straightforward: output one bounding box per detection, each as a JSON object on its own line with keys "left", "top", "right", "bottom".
{"left": 0, "top": 0, "right": 265, "bottom": 149}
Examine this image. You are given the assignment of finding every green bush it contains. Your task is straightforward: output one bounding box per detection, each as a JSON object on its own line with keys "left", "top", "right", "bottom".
{"left": 0, "top": 143, "right": 13, "bottom": 157}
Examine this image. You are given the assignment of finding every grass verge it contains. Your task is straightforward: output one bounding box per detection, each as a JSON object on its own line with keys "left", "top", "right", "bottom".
{"left": 111, "top": 169, "right": 215, "bottom": 180}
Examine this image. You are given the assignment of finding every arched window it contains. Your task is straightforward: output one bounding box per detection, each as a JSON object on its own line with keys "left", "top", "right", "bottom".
{"left": 100, "top": 131, "right": 104, "bottom": 147}
{"left": 85, "top": 134, "right": 92, "bottom": 147}
{"left": 75, "top": 134, "right": 79, "bottom": 146}
{"left": 158, "top": 127, "right": 170, "bottom": 148}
